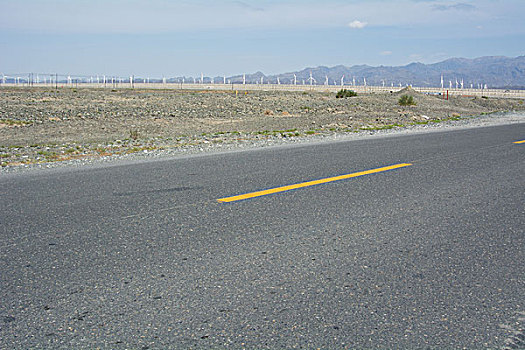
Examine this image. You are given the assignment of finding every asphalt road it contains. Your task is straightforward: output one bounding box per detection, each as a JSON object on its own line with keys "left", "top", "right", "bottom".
{"left": 1, "top": 124, "right": 524, "bottom": 349}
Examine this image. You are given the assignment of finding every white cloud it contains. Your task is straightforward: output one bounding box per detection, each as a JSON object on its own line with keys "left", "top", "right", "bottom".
{"left": 348, "top": 20, "right": 368, "bottom": 29}
{"left": 433, "top": 3, "right": 476, "bottom": 11}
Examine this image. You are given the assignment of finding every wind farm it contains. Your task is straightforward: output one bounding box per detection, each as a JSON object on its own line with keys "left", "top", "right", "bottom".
{"left": 2, "top": 55, "right": 524, "bottom": 98}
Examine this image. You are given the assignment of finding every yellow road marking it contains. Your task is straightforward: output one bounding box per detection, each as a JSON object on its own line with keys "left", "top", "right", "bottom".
{"left": 514, "top": 140, "right": 525, "bottom": 144}
{"left": 217, "top": 163, "right": 413, "bottom": 203}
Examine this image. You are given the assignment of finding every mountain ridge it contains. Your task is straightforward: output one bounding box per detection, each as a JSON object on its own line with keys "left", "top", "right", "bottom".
{"left": 216, "top": 56, "right": 525, "bottom": 89}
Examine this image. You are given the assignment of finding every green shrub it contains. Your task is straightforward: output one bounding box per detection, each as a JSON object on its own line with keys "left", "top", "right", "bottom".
{"left": 336, "top": 89, "right": 357, "bottom": 98}
{"left": 398, "top": 95, "right": 416, "bottom": 106}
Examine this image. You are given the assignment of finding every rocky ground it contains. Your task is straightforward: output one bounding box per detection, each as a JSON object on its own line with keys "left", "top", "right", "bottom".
{"left": 1, "top": 86, "right": 524, "bottom": 170}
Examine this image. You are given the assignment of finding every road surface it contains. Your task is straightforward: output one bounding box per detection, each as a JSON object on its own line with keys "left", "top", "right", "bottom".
{"left": 1, "top": 124, "right": 524, "bottom": 349}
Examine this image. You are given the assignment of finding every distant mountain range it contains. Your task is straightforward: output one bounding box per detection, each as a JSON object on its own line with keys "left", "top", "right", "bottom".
{"left": 184, "top": 56, "right": 524, "bottom": 89}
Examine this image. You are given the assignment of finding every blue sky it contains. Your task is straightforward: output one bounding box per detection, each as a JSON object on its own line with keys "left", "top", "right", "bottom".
{"left": 1, "top": 0, "right": 524, "bottom": 77}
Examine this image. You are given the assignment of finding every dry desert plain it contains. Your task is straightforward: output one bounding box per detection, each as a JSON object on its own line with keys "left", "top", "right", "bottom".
{"left": 1, "top": 86, "right": 524, "bottom": 167}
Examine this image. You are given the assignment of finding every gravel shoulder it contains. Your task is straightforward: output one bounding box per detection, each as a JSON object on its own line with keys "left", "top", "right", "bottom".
{"left": 1, "top": 86, "right": 524, "bottom": 174}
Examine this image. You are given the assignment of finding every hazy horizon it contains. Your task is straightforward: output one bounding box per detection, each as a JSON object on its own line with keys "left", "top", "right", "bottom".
{"left": 1, "top": 0, "right": 524, "bottom": 77}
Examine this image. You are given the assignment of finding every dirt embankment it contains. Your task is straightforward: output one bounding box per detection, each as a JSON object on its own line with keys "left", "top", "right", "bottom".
{"left": 1, "top": 87, "right": 524, "bottom": 166}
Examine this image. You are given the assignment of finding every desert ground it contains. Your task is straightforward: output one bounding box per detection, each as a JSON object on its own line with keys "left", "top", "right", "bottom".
{"left": 1, "top": 86, "right": 524, "bottom": 167}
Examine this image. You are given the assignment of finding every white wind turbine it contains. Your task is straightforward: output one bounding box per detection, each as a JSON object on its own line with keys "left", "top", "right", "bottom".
{"left": 277, "top": 77, "right": 280, "bottom": 85}
{"left": 449, "top": 81, "right": 452, "bottom": 89}
{"left": 243, "top": 74, "right": 246, "bottom": 85}
{"left": 325, "top": 76, "right": 329, "bottom": 86}
{"left": 260, "top": 76, "right": 264, "bottom": 84}
{"left": 341, "top": 75, "right": 344, "bottom": 86}
{"left": 201, "top": 73, "right": 204, "bottom": 84}
{"left": 308, "top": 72, "right": 316, "bottom": 85}
{"left": 294, "top": 74, "right": 297, "bottom": 85}
{"left": 363, "top": 77, "right": 367, "bottom": 86}
{"left": 461, "top": 79, "right": 464, "bottom": 89}
{"left": 352, "top": 77, "right": 355, "bottom": 86}
{"left": 224, "top": 76, "right": 226, "bottom": 84}
{"left": 440, "top": 74, "right": 444, "bottom": 89}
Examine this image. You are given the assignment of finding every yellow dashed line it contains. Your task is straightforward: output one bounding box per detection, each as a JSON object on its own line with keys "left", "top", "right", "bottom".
{"left": 217, "top": 163, "right": 413, "bottom": 203}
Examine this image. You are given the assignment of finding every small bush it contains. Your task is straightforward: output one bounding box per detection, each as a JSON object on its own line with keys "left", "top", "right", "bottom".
{"left": 398, "top": 95, "right": 416, "bottom": 106}
{"left": 336, "top": 89, "right": 357, "bottom": 98}
{"left": 129, "top": 129, "right": 139, "bottom": 140}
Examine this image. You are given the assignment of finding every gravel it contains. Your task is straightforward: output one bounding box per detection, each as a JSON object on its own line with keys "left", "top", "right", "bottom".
{"left": 1, "top": 86, "right": 524, "bottom": 174}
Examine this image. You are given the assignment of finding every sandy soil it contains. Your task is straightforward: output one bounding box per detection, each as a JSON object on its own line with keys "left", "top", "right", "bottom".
{"left": 1, "top": 86, "right": 524, "bottom": 167}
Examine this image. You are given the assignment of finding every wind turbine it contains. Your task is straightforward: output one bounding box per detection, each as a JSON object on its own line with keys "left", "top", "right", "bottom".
{"left": 455, "top": 78, "right": 458, "bottom": 89}
{"left": 308, "top": 72, "right": 316, "bottom": 85}
{"left": 277, "top": 77, "right": 280, "bottom": 85}
{"left": 461, "top": 79, "right": 464, "bottom": 89}
{"left": 363, "top": 77, "right": 367, "bottom": 87}
{"left": 243, "top": 74, "right": 246, "bottom": 85}
{"left": 449, "top": 81, "right": 452, "bottom": 89}
{"left": 201, "top": 73, "right": 204, "bottom": 84}
{"left": 260, "top": 76, "right": 264, "bottom": 84}
{"left": 294, "top": 74, "right": 297, "bottom": 85}
{"left": 325, "top": 76, "right": 329, "bottom": 86}
{"left": 341, "top": 75, "right": 344, "bottom": 86}
{"left": 352, "top": 77, "right": 355, "bottom": 86}
{"left": 440, "top": 74, "right": 444, "bottom": 89}
{"left": 224, "top": 76, "right": 226, "bottom": 84}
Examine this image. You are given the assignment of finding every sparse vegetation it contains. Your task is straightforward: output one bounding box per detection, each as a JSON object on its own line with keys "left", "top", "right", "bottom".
{"left": 398, "top": 95, "right": 416, "bottom": 106}
{"left": 0, "top": 119, "right": 33, "bottom": 126}
{"left": 129, "top": 129, "right": 139, "bottom": 140}
{"left": 0, "top": 87, "right": 522, "bottom": 168}
{"left": 336, "top": 89, "right": 357, "bottom": 98}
